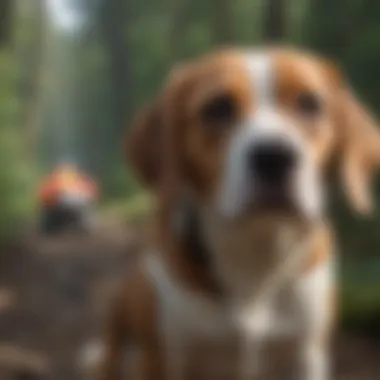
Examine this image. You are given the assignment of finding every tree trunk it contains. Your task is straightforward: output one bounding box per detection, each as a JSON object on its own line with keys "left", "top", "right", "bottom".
{"left": 305, "top": 0, "right": 354, "bottom": 58}
{"left": 21, "top": 0, "right": 47, "bottom": 158}
{"left": 170, "top": 0, "right": 188, "bottom": 62}
{"left": 212, "top": 0, "right": 234, "bottom": 46}
{"left": 0, "top": 0, "right": 13, "bottom": 47}
{"left": 263, "top": 0, "right": 286, "bottom": 42}
{"left": 98, "top": 0, "right": 133, "bottom": 131}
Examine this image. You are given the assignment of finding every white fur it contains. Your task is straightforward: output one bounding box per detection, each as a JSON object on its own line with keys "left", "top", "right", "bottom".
{"left": 216, "top": 52, "right": 323, "bottom": 220}
{"left": 144, "top": 250, "right": 333, "bottom": 380}
{"left": 145, "top": 253, "right": 234, "bottom": 340}
{"left": 145, "top": 253, "right": 235, "bottom": 378}
{"left": 246, "top": 53, "right": 274, "bottom": 106}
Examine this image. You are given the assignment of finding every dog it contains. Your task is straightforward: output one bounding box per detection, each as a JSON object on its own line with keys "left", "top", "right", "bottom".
{"left": 97, "top": 47, "right": 380, "bottom": 380}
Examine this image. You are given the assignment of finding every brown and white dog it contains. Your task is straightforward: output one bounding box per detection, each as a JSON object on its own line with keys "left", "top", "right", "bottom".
{"left": 98, "top": 47, "right": 380, "bottom": 380}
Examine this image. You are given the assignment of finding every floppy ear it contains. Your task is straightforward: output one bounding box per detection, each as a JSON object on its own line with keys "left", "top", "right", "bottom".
{"left": 126, "top": 99, "right": 164, "bottom": 190}
{"left": 126, "top": 63, "right": 193, "bottom": 192}
{"left": 336, "top": 84, "right": 380, "bottom": 215}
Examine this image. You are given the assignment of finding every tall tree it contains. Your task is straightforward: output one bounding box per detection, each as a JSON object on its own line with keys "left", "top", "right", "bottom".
{"left": 305, "top": 0, "right": 356, "bottom": 59}
{"left": 0, "top": 0, "right": 13, "bottom": 46}
{"left": 263, "top": 0, "right": 287, "bottom": 42}
{"left": 21, "top": 0, "right": 47, "bottom": 158}
{"left": 98, "top": 0, "right": 133, "bottom": 131}
{"left": 170, "top": 0, "right": 189, "bottom": 61}
{"left": 212, "top": 0, "right": 234, "bottom": 46}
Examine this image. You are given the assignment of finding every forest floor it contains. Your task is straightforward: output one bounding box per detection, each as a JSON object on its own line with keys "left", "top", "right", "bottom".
{"left": 0, "top": 217, "right": 379, "bottom": 380}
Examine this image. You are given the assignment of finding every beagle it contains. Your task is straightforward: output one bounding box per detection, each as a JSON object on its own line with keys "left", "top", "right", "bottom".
{"left": 97, "top": 47, "right": 380, "bottom": 380}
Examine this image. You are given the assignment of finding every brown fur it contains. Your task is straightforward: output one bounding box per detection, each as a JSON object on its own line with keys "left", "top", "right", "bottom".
{"left": 97, "top": 268, "right": 162, "bottom": 380}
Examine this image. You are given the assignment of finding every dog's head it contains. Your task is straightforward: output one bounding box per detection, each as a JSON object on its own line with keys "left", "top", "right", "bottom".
{"left": 127, "top": 47, "right": 380, "bottom": 222}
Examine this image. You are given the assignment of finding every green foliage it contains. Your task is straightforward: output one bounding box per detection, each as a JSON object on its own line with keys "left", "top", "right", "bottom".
{"left": 0, "top": 51, "right": 34, "bottom": 239}
{"left": 102, "top": 191, "right": 152, "bottom": 224}
{"left": 101, "top": 160, "right": 142, "bottom": 201}
{"left": 341, "top": 260, "right": 380, "bottom": 335}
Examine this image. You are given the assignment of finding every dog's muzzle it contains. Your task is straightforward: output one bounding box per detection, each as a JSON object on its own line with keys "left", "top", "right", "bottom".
{"left": 247, "top": 139, "right": 299, "bottom": 210}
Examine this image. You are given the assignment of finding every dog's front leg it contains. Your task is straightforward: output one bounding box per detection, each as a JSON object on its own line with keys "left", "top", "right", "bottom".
{"left": 293, "top": 263, "right": 333, "bottom": 380}
{"left": 164, "top": 345, "right": 187, "bottom": 380}
{"left": 237, "top": 305, "right": 271, "bottom": 380}
{"left": 296, "top": 337, "right": 329, "bottom": 380}
{"left": 139, "top": 343, "right": 164, "bottom": 380}
{"left": 239, "top": 335, "right": 263, "bottom": 380}
{"left": 163, "top": 324, "right": 189, "bottom": 380}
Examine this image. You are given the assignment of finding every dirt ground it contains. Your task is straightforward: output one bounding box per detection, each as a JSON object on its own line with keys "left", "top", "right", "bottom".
{"left": 0, "top": 218, "right": 379, "bottom": 380}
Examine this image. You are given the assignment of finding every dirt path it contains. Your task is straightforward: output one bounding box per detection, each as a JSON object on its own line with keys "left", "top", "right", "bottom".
{"left": 0, "top": 219, "right": 142, "bottom": 380}
{"left": 0, "top": 220, "right": 379, "bottom": 380}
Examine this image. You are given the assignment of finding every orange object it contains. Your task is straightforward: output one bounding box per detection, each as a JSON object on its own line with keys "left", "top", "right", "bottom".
{"left": 38, "top": 165, "right": 98, "bottom": 207}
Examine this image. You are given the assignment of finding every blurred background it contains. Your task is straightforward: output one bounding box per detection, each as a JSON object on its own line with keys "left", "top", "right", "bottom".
{"left": 0, "top": 0, "right": 380, "bottom": 379}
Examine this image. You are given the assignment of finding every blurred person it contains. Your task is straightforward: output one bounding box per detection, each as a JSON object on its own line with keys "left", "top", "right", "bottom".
{"left": 38, "top": 163, "right": 99, "bottom": 235}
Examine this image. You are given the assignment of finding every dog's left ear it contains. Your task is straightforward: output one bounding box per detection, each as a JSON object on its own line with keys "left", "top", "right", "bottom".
{"left": 331, "top": 66, "right": 380, "bottom": 215}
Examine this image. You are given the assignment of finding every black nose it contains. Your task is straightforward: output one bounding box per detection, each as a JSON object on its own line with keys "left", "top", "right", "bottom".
{"left": 248, "top": 140, "right": 297, "bottom": 184}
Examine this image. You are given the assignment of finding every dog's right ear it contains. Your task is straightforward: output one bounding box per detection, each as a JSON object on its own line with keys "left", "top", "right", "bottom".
{"left": 126, "top": 63, "right": 193, "bottom": 191}
{"left": 126, "top": 99, "right": 164, "bottom": 190}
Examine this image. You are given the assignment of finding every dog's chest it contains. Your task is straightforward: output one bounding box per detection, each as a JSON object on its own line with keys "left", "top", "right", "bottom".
{"left": 145, "top": 254, "right": 235, "bottom": 339}
{"left": 204, "top": 219, "right": 306, "bottom": 295}
{"left": 144, "top": 252, "right": 332, "bottom": 380}
{"left": 145, "top": 253, "right": 303, "bottom": 341}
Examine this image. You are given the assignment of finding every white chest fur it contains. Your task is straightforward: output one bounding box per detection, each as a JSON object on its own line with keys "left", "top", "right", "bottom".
{"left": 144, "top": 251, "right": 334, "bottom": 380}
{"left": 145, "top": 249, "right": 333, "bottom": 380}
{"left": 145, "top": 254, "right": 235, "bottom": 341}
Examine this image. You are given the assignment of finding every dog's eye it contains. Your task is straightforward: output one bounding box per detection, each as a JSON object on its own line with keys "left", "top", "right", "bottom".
{"left": 296, "top": 92, "right": 323, "bottom": 117}
{"left": 200, "top": 93, "right": 237, "bottom": 126}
